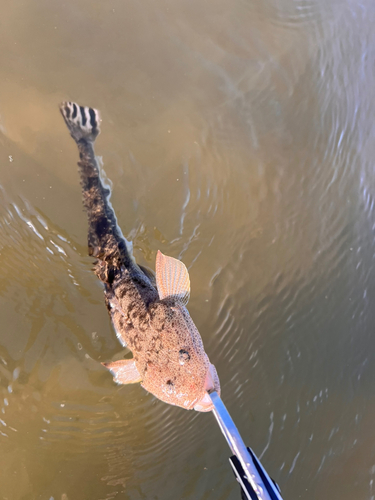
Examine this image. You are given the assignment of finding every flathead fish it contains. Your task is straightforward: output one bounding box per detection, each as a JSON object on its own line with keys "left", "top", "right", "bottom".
{"left": 59, "top": 102, "right": 220, "bottom": 411}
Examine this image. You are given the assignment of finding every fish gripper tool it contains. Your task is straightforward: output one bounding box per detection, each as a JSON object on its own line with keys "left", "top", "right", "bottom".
{"left": 209, "top": 391, "right": 284, "bottom": 500}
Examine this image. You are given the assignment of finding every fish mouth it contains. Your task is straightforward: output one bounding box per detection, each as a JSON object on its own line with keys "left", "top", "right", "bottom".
{"left": 193, "top": 392, "right": 213, "bottom": 412}
{"left": 193, "top": 363, "right": 221, "bottom": 412}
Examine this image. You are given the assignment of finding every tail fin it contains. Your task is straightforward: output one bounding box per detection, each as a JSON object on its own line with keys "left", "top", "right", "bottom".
{"left": 59, "top": 101, "right": 101, "bottom": 143}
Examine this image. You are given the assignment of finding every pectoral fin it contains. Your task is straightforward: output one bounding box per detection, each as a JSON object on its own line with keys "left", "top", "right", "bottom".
{"left": 155, "top": 250, "right": 190, "bottom": 305}
{"left": 102, "top": 359, "right": 142, "bottom": 385}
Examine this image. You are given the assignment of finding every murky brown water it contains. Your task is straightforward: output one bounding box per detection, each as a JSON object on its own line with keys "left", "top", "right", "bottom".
{"left": 2, "top": 0, "right": 375, "bottom": 498}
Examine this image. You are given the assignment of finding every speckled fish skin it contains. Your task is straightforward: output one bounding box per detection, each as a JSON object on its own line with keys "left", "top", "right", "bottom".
{"left": 59, "top": 102, "right": 220, "bottom": 411}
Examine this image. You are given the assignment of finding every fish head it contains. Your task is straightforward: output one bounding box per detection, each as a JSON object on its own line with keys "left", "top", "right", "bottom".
{"left": 142, "top": 300, "right": 221, "bottom": 411}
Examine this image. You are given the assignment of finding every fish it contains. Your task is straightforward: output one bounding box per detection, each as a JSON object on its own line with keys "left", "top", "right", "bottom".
{"left": 59, "top": 101, "right": 220, "bottom": 411}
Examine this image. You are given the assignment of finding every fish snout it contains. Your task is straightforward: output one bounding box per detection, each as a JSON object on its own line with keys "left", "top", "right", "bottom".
{"left": 193, "top": 392, "right": 213, "bottom": 412}
{"left": 193, "top": 363, "right": 221, "bottom": 412}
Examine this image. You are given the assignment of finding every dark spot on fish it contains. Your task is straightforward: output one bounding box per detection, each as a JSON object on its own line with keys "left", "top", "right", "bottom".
{"left": 137, "top": 312, "right": 149, "bottom": 332}
{"left": 118, "top": 286, "right": 129, "bottom": 300}
{"left": 84, "top": 173, "right": 99, "bottom": 191}
{"left": 65, "top": 106, "right": 70, "bottom": 119}
{"left": 107, "top": 266, "right": 115, "bottom": 284}
{"left": 80, "top": 106, "right": 87, "bottom": 126}
{"left": 166, "top": 380, "right": 174, "bottom": 394}
{"left": 72, "top": 103, "right": 78, "bottom": 119}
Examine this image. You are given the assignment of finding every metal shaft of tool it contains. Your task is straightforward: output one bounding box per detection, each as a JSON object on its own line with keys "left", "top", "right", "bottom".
{"left": 209, "top": 391, "right": 282, "bottom": 500}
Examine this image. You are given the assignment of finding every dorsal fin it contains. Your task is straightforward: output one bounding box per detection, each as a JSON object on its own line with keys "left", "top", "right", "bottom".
{"left": 155, "top": 250, "right": 190, "bottom": 305}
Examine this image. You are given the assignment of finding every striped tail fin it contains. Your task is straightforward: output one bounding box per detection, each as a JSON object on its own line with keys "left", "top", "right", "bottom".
{"left": 59, "top": 101, "right": 101, "bottom": 143}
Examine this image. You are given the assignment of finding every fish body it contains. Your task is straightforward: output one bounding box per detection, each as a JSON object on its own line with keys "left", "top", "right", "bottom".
{"left": 59, "top": 102, "right": 220, "bottom": 411}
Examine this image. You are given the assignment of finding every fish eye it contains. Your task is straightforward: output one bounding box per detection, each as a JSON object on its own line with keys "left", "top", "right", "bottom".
{"left": 179, "top": 349, "right": 190, "bottom": 365}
